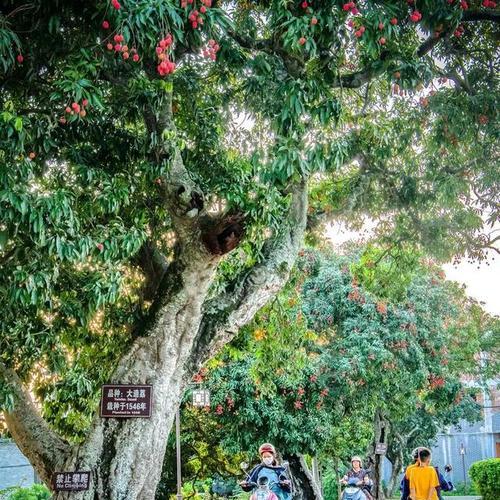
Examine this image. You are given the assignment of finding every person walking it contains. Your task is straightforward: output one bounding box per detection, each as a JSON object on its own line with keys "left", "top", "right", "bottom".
{"left": 407, "top": 448, "right": 440, "bottom": 500}
{"left": 401, "top": 449, "right": 453, "bottom": 500}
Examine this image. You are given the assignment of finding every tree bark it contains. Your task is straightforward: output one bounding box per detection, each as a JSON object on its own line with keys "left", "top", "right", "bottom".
{"left": 188, "top": 181, "right": 309, "bottom": 371}
{"left": 285, "top": 454, "right": 323, "bottom": 500}
{"left": 52, "top": 248, "right": 220, "bottom": 499}
{"left": 0, "top": 363, "right": 71, "bottom": 486}
{"left": 311, "top": 457, "right": 322, "bottom": 495}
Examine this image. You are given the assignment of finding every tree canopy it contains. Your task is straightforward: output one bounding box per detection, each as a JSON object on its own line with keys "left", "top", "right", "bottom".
{"left": 0, "top": 0, "right": 498, "bottom": 496}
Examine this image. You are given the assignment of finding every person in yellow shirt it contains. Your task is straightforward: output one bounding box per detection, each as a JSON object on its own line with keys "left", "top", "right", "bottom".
{"left": 408, "top": 448, "right": 440, "bottom": 500}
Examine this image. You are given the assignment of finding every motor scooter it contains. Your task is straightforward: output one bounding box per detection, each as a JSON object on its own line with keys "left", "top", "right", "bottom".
{"left": 341, "top": 477, "right": 369, "bottom": 500}
{"left": 248, "top": 476, "right": 279, "bottom": 500}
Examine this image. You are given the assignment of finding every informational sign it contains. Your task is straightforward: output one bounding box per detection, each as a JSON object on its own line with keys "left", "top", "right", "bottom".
{"left": 53, "top": 471, "right": 90, "bottom": 491}
{"left": 100, "top": 384, "right": 152, "bottom": 418}
{"left": 192, "top": 389, "right": 211, "bottom": 407}
{"left": 375, "top": 443, "right": 388, "bottom": 455}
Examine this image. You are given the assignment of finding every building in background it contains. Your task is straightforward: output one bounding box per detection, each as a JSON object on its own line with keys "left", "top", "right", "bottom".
{"left": 0, "top": 439, "right": 36, "bottom": 491}
{"left": 382, "top": 385, "right": 499, "bottom": 486}
{"left": 431, "top": 386, "right": 500, "bottom": 482}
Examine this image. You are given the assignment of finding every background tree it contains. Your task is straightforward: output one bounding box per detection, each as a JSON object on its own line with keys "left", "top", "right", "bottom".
{"left": 193, "top": 248, "right": 494, "bottom": 499}
{"left": 0, "top": 0, "right": 498, "bottom": 498}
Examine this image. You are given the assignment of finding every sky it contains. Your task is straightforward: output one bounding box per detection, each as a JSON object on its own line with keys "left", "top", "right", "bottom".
{"left": 325, "top": 222, "right": 499, "bottom": 316}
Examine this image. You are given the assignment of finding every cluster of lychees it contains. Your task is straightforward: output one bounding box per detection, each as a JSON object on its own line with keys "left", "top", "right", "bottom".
{"left": 342, "top": 2, "right": 360, "bottom": 15}
{"left": 105, "top": 32, "right": 141, "bottom": 62}
{"left": 156, "top": 35, "right": 176, "bottom": 76}
{"left": 59, "top": 99, "right": 90, "bottom": 123}
{"left": 182, "top": 0, "right": 212, "bottom": 28}
{"left": 346, "top": 14, "right": 397, "bottom": 42}
{"left": 202, "top": 39, "right": 220, "bottom": 60}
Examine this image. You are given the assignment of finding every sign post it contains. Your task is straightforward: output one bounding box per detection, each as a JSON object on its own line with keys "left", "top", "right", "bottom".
{"left": 176, "top": 408, "right": 182, "bottom": 500}
{"left": 375, "top": 443, "right": 387, "bottom": 455}
{"left": 172, "top": 386, "right": 211, "bottom": 500}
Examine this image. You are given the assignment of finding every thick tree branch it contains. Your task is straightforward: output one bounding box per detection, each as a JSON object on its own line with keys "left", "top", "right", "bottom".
{"left": 324, "top": 51, "right": 392, "bottom": 89}
{"left": 227, "top": 30, "right": 305, "bottom": 77}
{"left": 417, "top": 9, "right": 499, "bottom": 57}
{"left": 334, "top": 9, "right": 499, "bottom": 88}
{"left": 417, "top": 33, "right": 448, "bottom": 58}
{"left": 227, "top": 31, "right": 275, "bottom": 54}
{"left": 0, "top": 363, "right": 71, "bottom": 485}
{"left": 329, "top": 66, "right": 385, "bottom": 89}
{"left": 462, "top": 9, "right": 500, "bottom": 23}
{"left": 229, "top": 27, "right": 382, "bottom": 87}
{"left": 187, "top": 180, "right": 308, "bottom": 372}
{"left": 144, "top": 83, "right": 247, "bottom": 257}
{"left": 142, "top": 89, "right": 208, "bottom": 245}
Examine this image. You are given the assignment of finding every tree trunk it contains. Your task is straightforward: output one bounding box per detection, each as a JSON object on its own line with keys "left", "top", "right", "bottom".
{"left": 285, "top": 453, "right": 323, "bottom": 500}
{"left": 311, "top": 457, "right": 322, "bottom": 495}
{"left": 53, "top": 252, "right": 220, "bottom": 499}
{"left": 384, "top": 452, "right": 402, "bottom": 500}
{"left": 370, "top": 409, "right": 390, "bottom": 500}
{"left": 3, "top": 179, "right": 309, "bottom": 500}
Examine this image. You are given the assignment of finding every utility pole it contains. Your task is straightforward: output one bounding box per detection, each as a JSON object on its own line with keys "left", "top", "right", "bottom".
{"left": 174, "top": 385, "right": 210, "bottom": 500}
{"left": 176, "top": 408, "right": 182, "bottom": 500}
{"left": 460, "top": 443, "right": 466, "bottom": 486}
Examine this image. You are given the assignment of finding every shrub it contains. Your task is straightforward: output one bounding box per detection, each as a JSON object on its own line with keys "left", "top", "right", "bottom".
{"left": 442, "top": 481, "right": 478, "bottom": 496}
{"left": 322, "top": 467, "right": 340, "bottom": 500}
{"left": 469, "top": 458, "right": 500, "bottom": 500}
{"left": 6, "top": 484, "right": 51, "bottom": 500}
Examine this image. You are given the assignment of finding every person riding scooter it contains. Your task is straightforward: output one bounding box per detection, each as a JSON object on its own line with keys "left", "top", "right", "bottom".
{"left": 240, "top": 443, "right": 292, "bottom": 500}
{"left": 340, "top": 456, "right": 373, "bottom": 500}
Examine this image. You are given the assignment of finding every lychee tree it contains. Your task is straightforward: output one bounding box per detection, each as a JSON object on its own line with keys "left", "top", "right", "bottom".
{"left": 0, "top": 0, "right": 498, "bottom": 498}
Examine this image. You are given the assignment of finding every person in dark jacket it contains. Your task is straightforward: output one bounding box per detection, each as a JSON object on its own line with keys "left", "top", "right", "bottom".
{"left": 434, "top": 465, "right": 454, "bottom": 500}
{"left": 241, "top": 443, "right": 292, "bottom": 500}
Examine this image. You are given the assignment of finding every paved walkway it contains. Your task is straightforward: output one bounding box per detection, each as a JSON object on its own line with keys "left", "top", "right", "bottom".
{"left": 443, "top": 496, "right": 481, "bottom": 500}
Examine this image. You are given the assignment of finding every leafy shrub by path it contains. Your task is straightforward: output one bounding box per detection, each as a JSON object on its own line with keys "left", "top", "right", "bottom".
{"left": 442, "top": 481, "right": 478, "bottom": 496}
{"left": 1, "top": 484, "right": 51, "bottom": 500}
{"left": 469, "top": 458, "right": 500, "bottom": 500}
